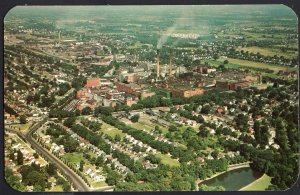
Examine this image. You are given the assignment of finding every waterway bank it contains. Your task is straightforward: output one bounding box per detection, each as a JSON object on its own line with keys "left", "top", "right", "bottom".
{"left": 198, "top": 161, "right": 250, "bottom": 184}
{"left": 239, "top": 174, "right": 272, "bottom": 191}
{"left": 199, "top": 166, "right": 262, "bottom": 191}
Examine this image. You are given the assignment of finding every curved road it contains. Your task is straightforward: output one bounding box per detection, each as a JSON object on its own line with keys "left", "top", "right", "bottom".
{"left": 6, "top": 117, "right": 104, "bottom": 192}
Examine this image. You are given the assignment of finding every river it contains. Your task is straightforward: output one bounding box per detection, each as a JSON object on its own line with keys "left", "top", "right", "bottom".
{"left": 199, "top": 167, "right": 263, "bottom": 191}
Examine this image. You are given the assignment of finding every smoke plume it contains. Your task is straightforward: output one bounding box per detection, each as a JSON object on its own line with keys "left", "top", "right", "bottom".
{"left": 156, "top": 8, "right": 195, "bottom": 49}
{"left": 157, "top": 24, "right": 178, "bottom": 49}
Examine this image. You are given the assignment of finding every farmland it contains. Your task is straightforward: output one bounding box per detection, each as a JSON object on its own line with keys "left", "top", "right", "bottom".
{"left": 236, "top": 46, "right": 297, "bottom": 59}
{"left": 205, "top": 57, "right": 297, "bottom": 73}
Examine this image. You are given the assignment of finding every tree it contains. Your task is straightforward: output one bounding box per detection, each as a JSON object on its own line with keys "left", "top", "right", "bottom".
{"left": 62, "top": 182, "right": 71, "bottom": 191}
{"left": 274, "top": 118, "right": 289, "bottom": 150}
{"left": 211, "top": 150, "right": 219, "bottom": 159}
{"left": 95, "top": 156, "right": 104, "bottom": 166}
{"left": 33, "top": 184, "right": 44, "bottom": 192}
{"left": 94, "top": 106, "right": 114, "bottom": 116}
{"left": 88, "top": 121, "right": 102, "bottom": 132}
{"left": 218, "top": 64, "right": 225, "bottom": 70}
{"left": 200, "top": 105, "right": 211, "bottom": 114}
{"left": 199, "top": 184, "right": 225, "bottom": 191}
{"left": 145, "top": 154, "right": 161, "bottom": 164}
{"left": 33, "top": 153, "right": 39, "bottom": 159}
{"left": 82, "top": 107, "right": 92, "bottom": 115}
{"left": 213, "top": 54, "right": 219, "bottom": 61}
{"left": 75, "top": 109, "right": 81, "bottom": 116}
{"left": 63, "top": 137, "right": 79, "bottom": 153}
{"left": 5, "top": 167, "right": 26, "bottom": 192}
{"left": 17, "top": 150, "right": 23, "bottom": 165}
{"left": 223, "top": 59, "right": 229, "bottom": 64}
{"left": 45, "top": 163, "right": 57, "bottom": 176}
{"left": 9, "top": 151, "right": 15, "bottom": 160}
{"left": 260, "top": 125, "right": 270, "bottom": 147}
{"left": 79, "top": 160, "right": 84, "bottom": 172}
{"left": 114, "top": 134, "right": 121, "bottom": 142}
{"left": 23, "top": 170, "right": 47, "bottom": 189}
{"left": 154, "top": 125, "right": 162, "bottom": 134}
{"left": 171, "top": 179, "right": 192, "bottom": 191}
{"left": 234, "top": 114, "right": 249, "bottom": 132}
{"left": 63, "top": 117, "right": 76, "bottom": 128}
{"left": 253, "top": 120, "right": 261, "bottom": 144}
{"left": 105, "top": 170, "right": 121, "bottom": 186}
{"left": 20, "top": 115, "right": 27, "bottom": 124}
{"left": 125, "top": 173, "right": 137, "bottom": 183}
{"left": 169, "top": 125, "right": 178, "bottom": 132}
{"left": 198, "top": 127, "right": 210, "bottom": 138}
{"left": 130, "top": 114, "right": 140, "bottom": 123}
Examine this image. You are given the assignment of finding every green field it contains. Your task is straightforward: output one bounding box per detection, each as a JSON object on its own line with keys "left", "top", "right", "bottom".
{"left": 236, "top": 46, "right": 297, "bottom": 59}
{"left": 128, "top": 41, "right": 144, "bottom": 49}
{"left": 91, "top": 181, "right": 108, "bottom": 188}
{"left": 130, "top": 122, "right": 152, "bottom": 131}
{"left": 252, "top": 83, "right": 273, "bottom": 90}
{"left": 240, "top": 174, "right": 272, "bottom": 191}
{"left": 138, "top": 116, "right": 168, "bottom": 134}
{"left": 155, "top": 152, "right": 180, "bottom": 167}
{"left": 46, "top": 185, "right": 64, "bottom": 192}
{"left": 100, "top": 122, "right": 126, "bottom": 139}
{"left": 62, "top": 152, "right": 87, "bottom": 167}
{"left": 10, "top": 124, "right": 31, "bottom": 133}
{"left": 206, "top": 57, "right": 296, "bottom": 73}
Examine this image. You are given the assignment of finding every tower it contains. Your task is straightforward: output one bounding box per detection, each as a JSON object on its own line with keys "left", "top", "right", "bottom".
{"left": 169, "top": 49, "right": 173, "bottom": 78}
{"left": 58, "top": 31, "right": 61, "bottom": 44}
{"left": 156, "top": 49, "right": 160, "bottom": 79}
{"left": 57, "top": 31, "right": 61, "bottom": 47}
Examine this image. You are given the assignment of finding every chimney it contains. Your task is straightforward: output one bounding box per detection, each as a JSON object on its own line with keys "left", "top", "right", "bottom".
{"left": 169, "top": 49, "right": 173, "bottom": 78}
{"left": 58, "top": 31, "right": 61, "bottom": 44}
{"left": 156, "top": 49, "right": 160, "bottom": 78}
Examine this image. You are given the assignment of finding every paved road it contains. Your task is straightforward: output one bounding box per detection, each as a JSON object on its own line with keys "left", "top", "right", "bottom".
{"left": 6, "top": 118, "right": 91, "bottom": 192}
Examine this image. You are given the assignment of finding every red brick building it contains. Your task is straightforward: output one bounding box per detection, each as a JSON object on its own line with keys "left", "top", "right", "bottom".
{"left": 171, "top": 88, "right": 205, "bottom": 98}
{"left": 86, "top": 78, "right": 101, "bottom": 88}
{"left": 216, "top": 80, "right": 250, "bottom": 90}
{"left": 116, "top": 82, "right": 141, "bottom": 96}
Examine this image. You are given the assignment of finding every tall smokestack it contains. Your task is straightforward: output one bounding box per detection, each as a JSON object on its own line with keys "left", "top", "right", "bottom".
{"left": 58, "top": 31, "right": 61, "bottom": 44}
{"left": 156, "top": 49, "right": 160, "bottom": 78}
{"left": 169, "top": 49, "right": 172, "bottom": 78}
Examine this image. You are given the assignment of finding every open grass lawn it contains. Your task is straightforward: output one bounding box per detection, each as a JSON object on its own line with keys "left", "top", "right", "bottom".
{"left": 206, "top": 59, "right": 243, "bottom": 69}
{"left": 241, "top": 32, "right": 285, "bottom": 41}
{"left": 240, "top": 174, "right": 272, "bottom": 191}
{"left": 178, "top": 125, "right": 199, "bottom": 133}
{"left": 128, "top": 41, "right": 143, "bottom": 49}
{"left": 130, "top": 122, "right": 153, "bottom": 131}
{"left": 132, "top": 118, "right": 188, "bottom": 149}
{"left": 225, "top": 57, "right": 297, "bottom": 72}
{"left": 236, "top": 46, "right": 297, "bottom": 59}
{"left": 138, "top": 116, "right": 168, "bottom": 134}
{"left": 46, "top": 185, "right": 63, "bottom": 192}
{"left": 100, "top": 122, "right": 125, "bottom": 139}
{"left": 155, "top": 152, "right": 180, "bottom": 167}
{"left": 91, "top": 181, "right": 108, "bottom": 188}
{"left": 62, "top": 152, "right": 87, "bottom": 167}
{"left": 252, "top": 83, "right": 273, "bottom": 90}
{"left": 10, "top": 124, "right": 30, "bottom": 133}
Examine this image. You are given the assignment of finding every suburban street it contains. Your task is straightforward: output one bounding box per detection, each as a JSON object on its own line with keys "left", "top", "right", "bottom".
{"left": 6, "top": 118, "right": 94, "bottom": 192}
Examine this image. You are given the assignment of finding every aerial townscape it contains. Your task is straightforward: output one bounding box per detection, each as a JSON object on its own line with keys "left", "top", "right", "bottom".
{"left": 3, "top": 5, "right": 299, "bottom": 192}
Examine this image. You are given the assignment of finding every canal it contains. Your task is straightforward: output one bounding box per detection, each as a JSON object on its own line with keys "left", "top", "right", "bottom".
{"left": 199, "top": 167, "right": 263, "bottom": 191}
